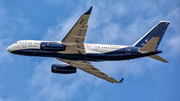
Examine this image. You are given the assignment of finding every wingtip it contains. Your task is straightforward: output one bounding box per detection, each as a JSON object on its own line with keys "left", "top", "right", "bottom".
{"left": 119, "top": 78, "right": 124, "bottom": 83}
{"left": 85, "top": 6, "right": 93, "bottom": 14}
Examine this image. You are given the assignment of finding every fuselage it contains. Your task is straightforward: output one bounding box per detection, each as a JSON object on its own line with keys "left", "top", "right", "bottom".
{"left": 7, "top": 40, "right": 162, "bottom": 61}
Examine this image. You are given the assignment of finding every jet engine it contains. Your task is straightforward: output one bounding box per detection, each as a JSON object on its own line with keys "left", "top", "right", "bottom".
{"left": 40, "top": 42, "right": 65, "bottom": 51}
{"left": 51, "top": 63, "right": 77, "bottom": 74}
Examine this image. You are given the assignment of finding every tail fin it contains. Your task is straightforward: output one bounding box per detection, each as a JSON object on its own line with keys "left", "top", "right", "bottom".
{"left": 133, "top": 21, "right": 170, "bottom": 48}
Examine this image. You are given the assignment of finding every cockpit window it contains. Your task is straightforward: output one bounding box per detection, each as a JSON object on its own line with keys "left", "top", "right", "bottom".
{"left": 14, "top": 42, "right": 18, "bottom": 44}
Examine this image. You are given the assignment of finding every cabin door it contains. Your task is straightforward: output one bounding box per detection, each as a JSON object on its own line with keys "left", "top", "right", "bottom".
{"left": 22, "top": 41, "right": 27, "bottom": 48}
{"left": 126, "top": 47, "right": 131, "bottom": 54}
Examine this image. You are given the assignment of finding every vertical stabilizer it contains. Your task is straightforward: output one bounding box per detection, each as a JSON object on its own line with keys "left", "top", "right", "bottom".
{"left": 133, "top": 21, "right": 170, "bottom": 48}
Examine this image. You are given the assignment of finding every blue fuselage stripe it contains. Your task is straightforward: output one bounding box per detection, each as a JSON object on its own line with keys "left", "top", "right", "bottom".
{"left": 11, "top": 48, "right": 162, "bottom": 61}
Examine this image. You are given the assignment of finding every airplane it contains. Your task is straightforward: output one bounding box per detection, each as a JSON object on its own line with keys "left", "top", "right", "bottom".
{"left": 7, "top": 6, "right": 170, "bottom": 83}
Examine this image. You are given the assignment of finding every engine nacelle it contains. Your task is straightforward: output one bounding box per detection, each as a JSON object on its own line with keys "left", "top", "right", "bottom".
{"left": 51, "top": 64, "right": 76, "bottom": 74}
{"left": 40, "top": 42, "right": 65, "bottom": 51}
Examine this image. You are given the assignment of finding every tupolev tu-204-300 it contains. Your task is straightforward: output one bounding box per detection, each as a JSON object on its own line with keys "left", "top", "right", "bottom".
{"left": 7, "top": 6, "right": 170, "bottom": 83}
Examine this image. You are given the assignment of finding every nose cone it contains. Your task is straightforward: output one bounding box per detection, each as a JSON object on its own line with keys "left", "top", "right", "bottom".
{"left": 7, "top": 46, "right": 12, "bottom": 53}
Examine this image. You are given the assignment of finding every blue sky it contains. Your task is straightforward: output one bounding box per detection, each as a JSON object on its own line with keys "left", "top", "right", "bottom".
{"left": 0, "top": 0, "right": 180, "bottom": 101}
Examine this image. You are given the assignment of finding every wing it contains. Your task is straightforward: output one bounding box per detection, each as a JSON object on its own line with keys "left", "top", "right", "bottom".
{"left": 60, "top": 7, "right": 93, "bottom": 54}
{"left": 57, "top": 58, "right": 123, "bottom": 83}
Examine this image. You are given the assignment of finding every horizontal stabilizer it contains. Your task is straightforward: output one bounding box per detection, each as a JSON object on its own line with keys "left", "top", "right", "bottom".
{"left": 139, "top": 37, "right": 159, "bottom": 52}
{"left": 148, "top": 55, "right": 169, "bottom": 63}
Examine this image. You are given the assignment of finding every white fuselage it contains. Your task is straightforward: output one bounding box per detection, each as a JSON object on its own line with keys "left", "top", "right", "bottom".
{"left": 7, "top": 40, "right": 129, "bottom": 54}
{"left": 7, "top": 40, "right": 160, "bottom": 62}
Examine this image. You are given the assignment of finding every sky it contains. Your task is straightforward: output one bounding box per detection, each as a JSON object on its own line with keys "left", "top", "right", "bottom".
{"left": 0, "top": 0, "right": 180, "bottom": 101}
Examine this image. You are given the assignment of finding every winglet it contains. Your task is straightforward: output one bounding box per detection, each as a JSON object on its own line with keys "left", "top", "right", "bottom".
{"left": 85, "top": 6, "right": 93, "bottom": 14}
{"left": 119, "top": 78, "right": 124, "bottom": 83}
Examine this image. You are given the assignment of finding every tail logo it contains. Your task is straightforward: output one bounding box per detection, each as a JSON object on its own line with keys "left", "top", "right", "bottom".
{"left": 145, "top": 38, "right": 150, "bottom": 43}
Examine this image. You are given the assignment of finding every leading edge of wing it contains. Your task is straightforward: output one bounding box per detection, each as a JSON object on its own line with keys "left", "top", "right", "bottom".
{"left": 57, "top": 58, "right": 124, "bottom": 83}
{"left": 61, "top": 6, "right": 93, "bottom": 43}
{"left": 60, "top": 7, "right": 93, "bottom": 54}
